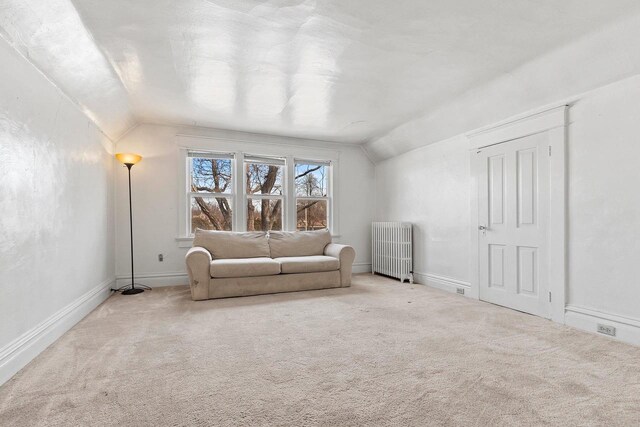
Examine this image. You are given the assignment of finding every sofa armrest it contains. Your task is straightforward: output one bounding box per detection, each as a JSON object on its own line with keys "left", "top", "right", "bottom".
{"left": 185, "top": 247, "right": 212, "bottom": 300}
{"left": 324, "top": 243, "right": 356, "bottom": 287}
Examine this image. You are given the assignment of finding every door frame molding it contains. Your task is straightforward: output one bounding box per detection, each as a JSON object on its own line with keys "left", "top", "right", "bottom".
{"left": 468, "top": 105, "right": 567, "bottom": 323}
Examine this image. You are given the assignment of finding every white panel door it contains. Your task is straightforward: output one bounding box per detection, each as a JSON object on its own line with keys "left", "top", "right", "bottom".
{"left": 477, "top": 132, "right": 550, "bottom": 318}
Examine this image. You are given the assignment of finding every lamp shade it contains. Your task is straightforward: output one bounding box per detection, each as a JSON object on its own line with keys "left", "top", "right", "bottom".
{"left": 115, "top": 153, "right": 142, "bottom": 165}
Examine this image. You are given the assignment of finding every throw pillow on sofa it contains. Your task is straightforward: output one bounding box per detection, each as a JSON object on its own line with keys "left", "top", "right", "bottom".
{"left": 267, "top": 229, "right": 331, "bottom": 258}
{"left": 193, "top": 229, "right": 270, "bottom": 259}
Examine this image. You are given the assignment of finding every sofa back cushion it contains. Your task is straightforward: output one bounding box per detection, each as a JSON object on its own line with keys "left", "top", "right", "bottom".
{"left": 268, "top": 229, "right": 332, "bottom": 258}
{"left": 193, "top": 229, "right": 270, "bottom": 259}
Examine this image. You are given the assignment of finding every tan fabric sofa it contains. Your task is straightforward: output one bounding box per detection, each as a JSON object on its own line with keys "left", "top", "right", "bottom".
{"left": 185, "top": 229, "right": 356, "bottom": 300}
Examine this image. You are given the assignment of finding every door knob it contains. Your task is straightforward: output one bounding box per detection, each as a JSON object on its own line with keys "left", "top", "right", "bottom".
{"left": 478, "top": 225, "right": 487, "bottom": 230}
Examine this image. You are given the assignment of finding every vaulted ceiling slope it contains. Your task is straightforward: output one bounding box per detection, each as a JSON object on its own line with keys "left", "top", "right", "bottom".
{"left": 1, "top": 1, "right": 640, "bottom": 143}
{"left": 365, "top": 11, "right": 640, "bottom": 161}
{"left": 0, "top": 0, "right": 137, "bottom": 140}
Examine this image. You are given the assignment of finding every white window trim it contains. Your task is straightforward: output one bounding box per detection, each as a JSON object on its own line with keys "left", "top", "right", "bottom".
{"left": 293, "top": 158, "right": 333, "bottom": 232}
{"left": 176, "top": 136, "right": 340, "bottom": 246}
{"left": 233, "top": 151, "right": 244, "bottom": 231}
{"left": 180, "top": 150, "right": 236, "bottom": 236}
{"left": 244, "top": 154, "right": 287, "bottom": 231}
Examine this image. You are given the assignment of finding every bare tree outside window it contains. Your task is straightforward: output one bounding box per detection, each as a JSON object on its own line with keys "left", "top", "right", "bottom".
{"left": 190, "top": 157, "right": 233, "bottom": 232}
{"left": 187, "top": 153, "right": 332, "bottom": 234}
{"left": 245, "top": 162, "right": 283, "bottom": 231}
{"left": 295, "top": 162, "right": 329, "bottom": 230}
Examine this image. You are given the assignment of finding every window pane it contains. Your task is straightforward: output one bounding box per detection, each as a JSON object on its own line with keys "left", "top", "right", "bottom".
{"left": 191, "top": 158, "right": 232, "bottom": 194}
{"left": 247, "top": 198, "right": 282, "bottom": 231}
{"left": 295, "top": 163, "right": 328, "bottom": 197}
{"left": 296, "top": 200, "right": 328, "bottom": 231}
{"left": 191, "top": 197, "right": 233, "bottom": 232}
{"left": 245, "top": 163, "right": 283, "bottom": 195}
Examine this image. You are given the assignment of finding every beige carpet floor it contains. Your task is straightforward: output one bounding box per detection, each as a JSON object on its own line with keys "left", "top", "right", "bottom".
{"left": 1, "top": 274, "right": 639, "bottom": 426}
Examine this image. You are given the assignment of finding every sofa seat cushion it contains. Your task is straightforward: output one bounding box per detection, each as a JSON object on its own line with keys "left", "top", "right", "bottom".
{"left": 275, "top": 256, "right": 340, "bottom": 274}
{"left": 210, "top": 257, "right": 280, "bottom": 278}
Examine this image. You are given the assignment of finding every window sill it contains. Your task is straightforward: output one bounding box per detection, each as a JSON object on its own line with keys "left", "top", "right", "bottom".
{"left": 176, "top": 233, "right": 342, "bottom": 248}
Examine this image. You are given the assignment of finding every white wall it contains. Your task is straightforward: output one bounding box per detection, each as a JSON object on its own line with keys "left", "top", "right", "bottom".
{"left": 114, "top": 124, "right": 375, "bottom": 286}
{"left": 375, "top": 73, "right": 640, "bottom": 343}
{"left": 0, "top": 36, "right": 115, "bottom": 384}
{"left": 566, "top": 75, "right": 640, "bottom": 320}
{"left": 375, "top": 136, "right": 470, "bottom": 288}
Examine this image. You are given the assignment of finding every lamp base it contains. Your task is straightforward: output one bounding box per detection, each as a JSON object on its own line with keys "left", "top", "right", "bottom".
{"left": 122, "top": 287, "right": 145, "bottom": 295}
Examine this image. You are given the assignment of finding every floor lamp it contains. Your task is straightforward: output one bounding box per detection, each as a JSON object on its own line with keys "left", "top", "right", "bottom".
{"left": 115, "top": 153, "right": 150, "bottom": 295}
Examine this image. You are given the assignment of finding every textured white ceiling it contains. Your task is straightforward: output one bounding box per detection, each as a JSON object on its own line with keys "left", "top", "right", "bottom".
{"left": 2, "top": 0, "right": 640, "bottom": 142}
{"left": 0, "top": 0, "right": 137, "bottom": 139}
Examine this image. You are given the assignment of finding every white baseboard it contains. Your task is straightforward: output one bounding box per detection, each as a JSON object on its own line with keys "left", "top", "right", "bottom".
{"left": 352, "top": 262, "right": 372, "bottom": 274}
{"left": 413, "top": 272, "right": 475, "bottom": 297}
{"left": 0, "top": 277, "right": 114, "bottom": 387}
{"left": 565, "top": 305, "right": 640, "bottom": 347}
{"left": 115, "top": 271, "right": 189, "bottom": 288}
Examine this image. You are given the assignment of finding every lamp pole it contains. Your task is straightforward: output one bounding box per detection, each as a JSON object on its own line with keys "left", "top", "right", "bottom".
{"left": 115, "top": 153, "right": 147, "bottom": 295}
{"left": 122, "top": 163, "right": 143, "bottom": 295}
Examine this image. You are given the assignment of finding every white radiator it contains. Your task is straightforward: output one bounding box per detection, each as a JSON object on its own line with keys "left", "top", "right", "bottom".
{"left": 371, "top": 222, "right": 413, "bottom": 283}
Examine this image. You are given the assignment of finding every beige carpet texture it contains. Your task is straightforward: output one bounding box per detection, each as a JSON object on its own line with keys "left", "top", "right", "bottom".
{"left": 1, "top": 274, "right": 639, "bottom": 426}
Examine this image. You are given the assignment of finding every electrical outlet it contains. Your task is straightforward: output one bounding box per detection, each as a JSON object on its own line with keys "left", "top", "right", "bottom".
{"left": 158, "top": 254, "right": 164, "bottom": 262}
{"left": 597, "top": 324, "right": 616, "bottom": 337}
{"left": 456, "top": 288, "right": 465, "bottom": 295}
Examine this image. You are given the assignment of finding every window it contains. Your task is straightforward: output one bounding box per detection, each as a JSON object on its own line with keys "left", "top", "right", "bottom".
{"left": 295, "top": 160, "right": 330, "bottom": 231}
{"left": 188, "top": 152, "right": 234, "bottom": 232}
{"left": 245, "top": 155, "right": 284, "bottom": 231}
{"left": 183, "top": 149, "right": 335, "bottom": 237}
